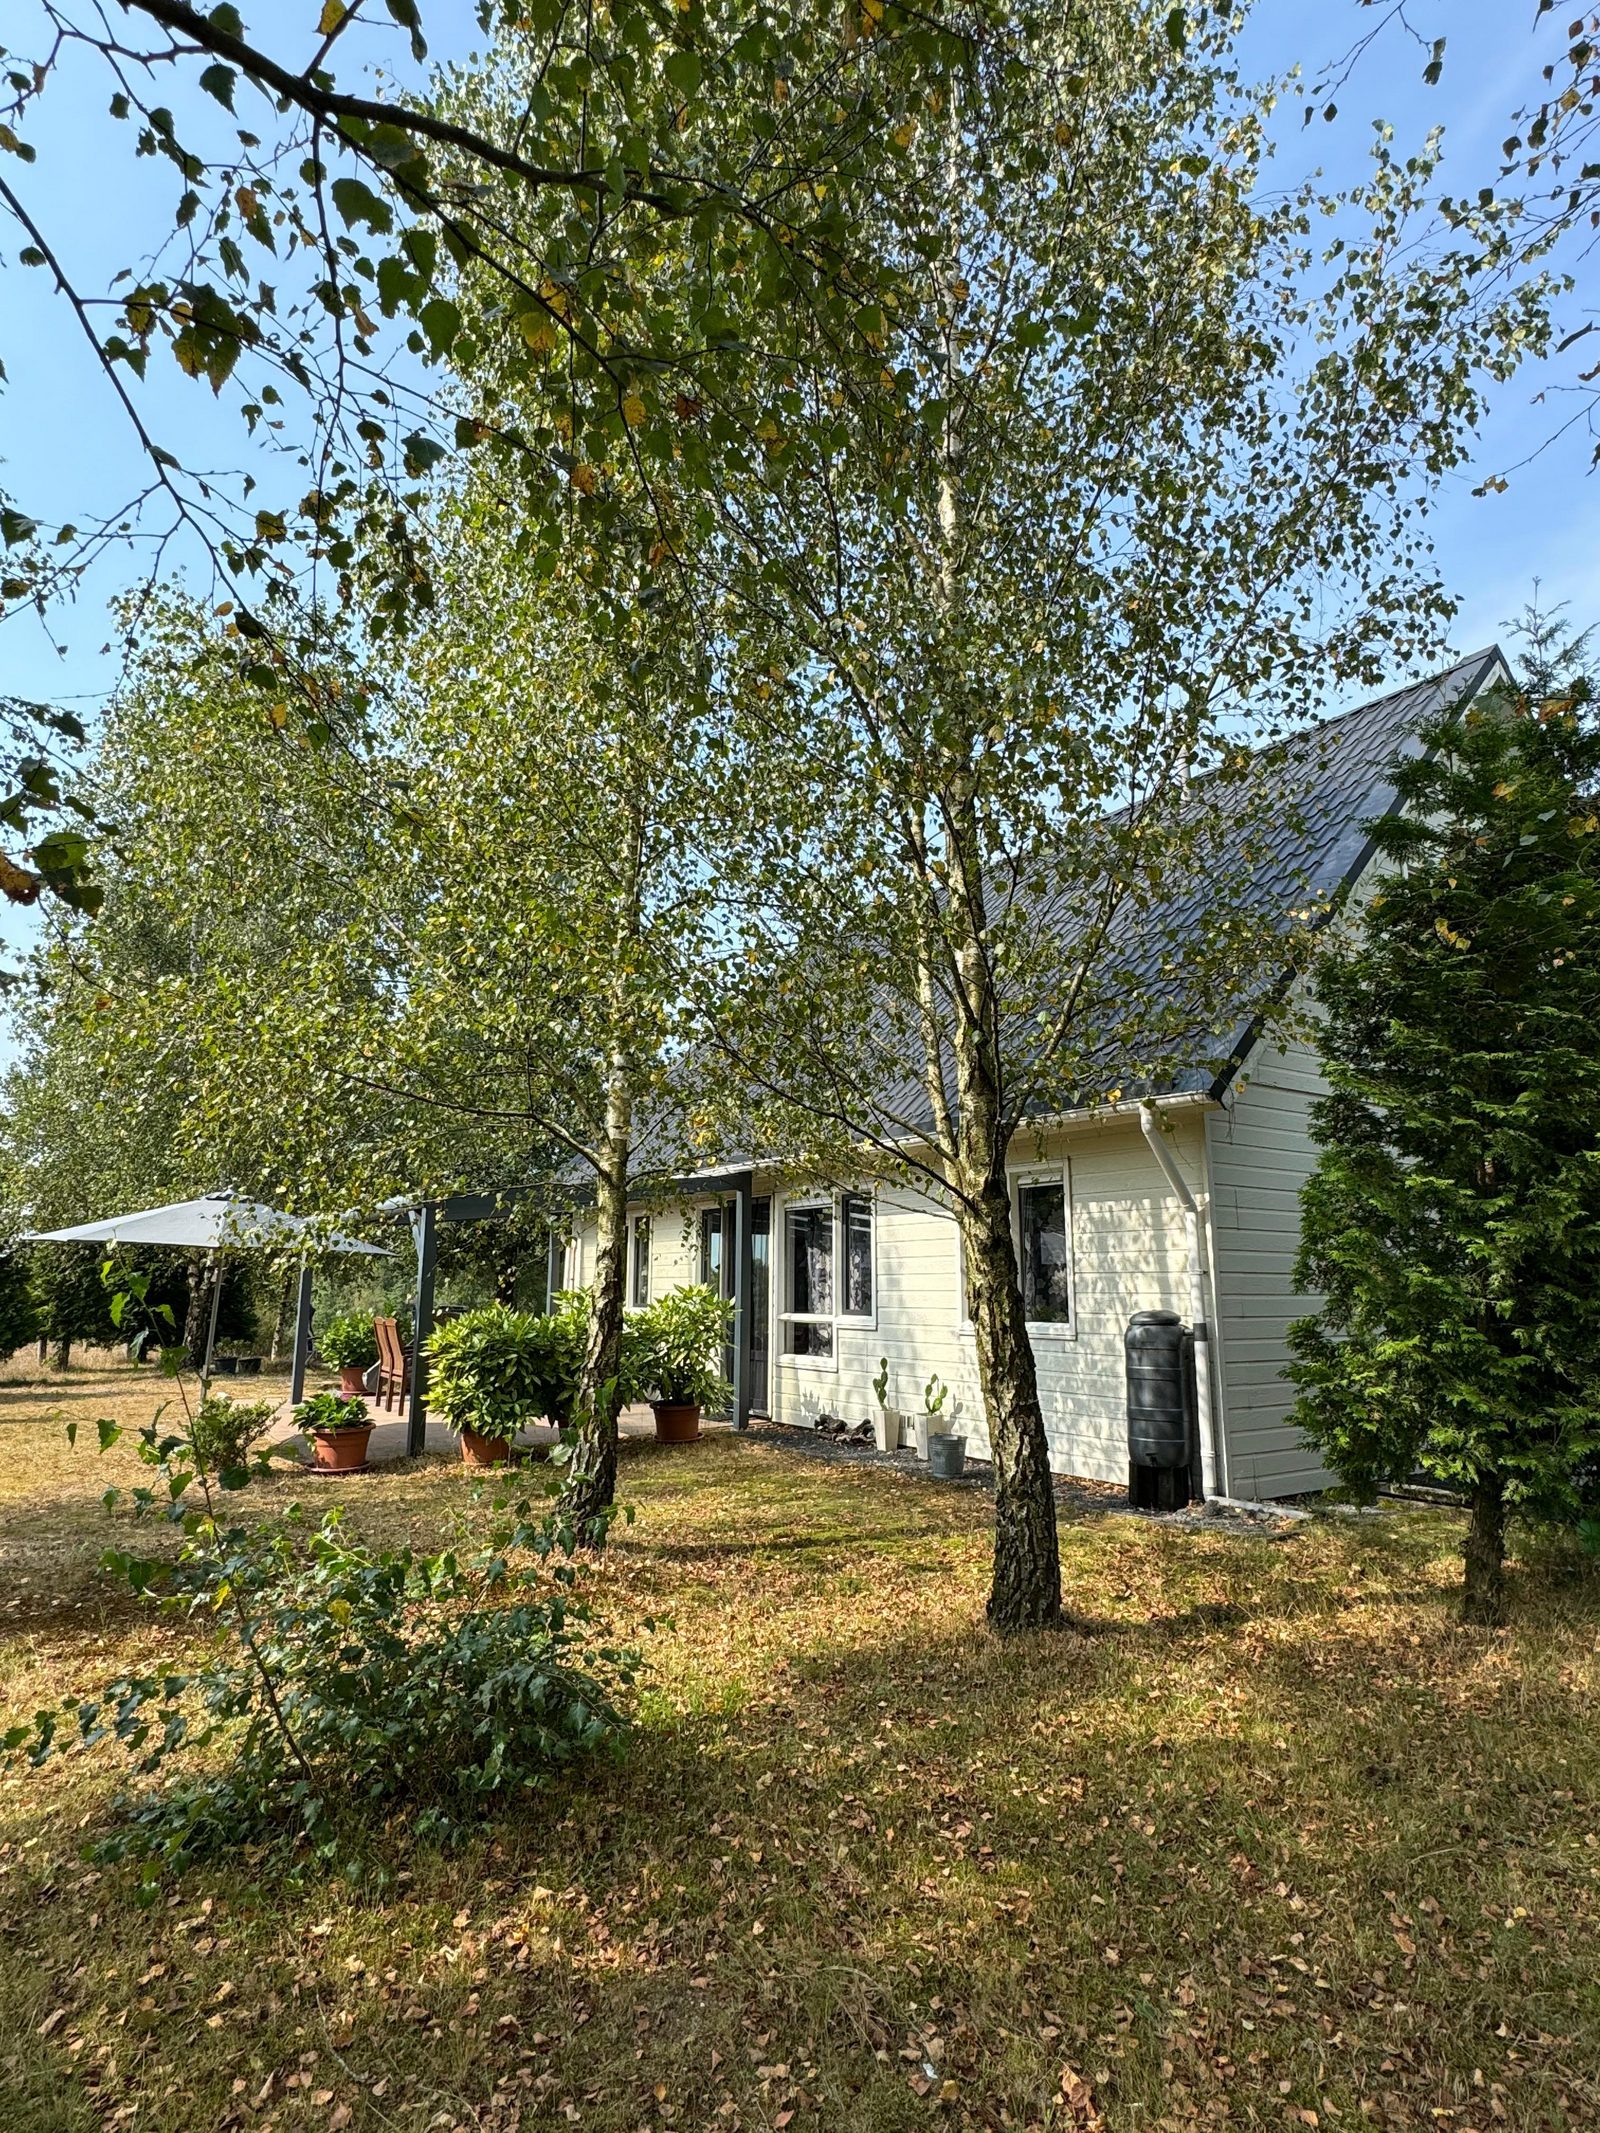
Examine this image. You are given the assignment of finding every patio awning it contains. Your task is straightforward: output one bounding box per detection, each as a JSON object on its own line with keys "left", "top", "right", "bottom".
{"left": 26, "top": 1190, "right": 387, "bottom": 1257}
{"left": 27, "top": 1192, "right": 387, "bottom": 1389}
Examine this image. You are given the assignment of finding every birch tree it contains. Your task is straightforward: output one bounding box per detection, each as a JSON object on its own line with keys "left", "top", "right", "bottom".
{"left": 375, "top": 514, "right": 721, "bottom": 1526}
{"left": 687, "top": 1, "right": 1553, "bottom": 1632}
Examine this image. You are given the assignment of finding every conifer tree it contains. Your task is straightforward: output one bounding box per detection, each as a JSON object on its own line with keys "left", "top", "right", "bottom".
{"left": 1289, "top": 678, "right": 1600, "bottom": 1625}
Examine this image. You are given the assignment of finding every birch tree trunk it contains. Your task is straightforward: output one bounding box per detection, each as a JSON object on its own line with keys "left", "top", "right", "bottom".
{"left": 563, "top": 804, "right": 644, "bottom": 1540}
{"left": 563, "top": 1101, "right": 630, "bottom": 1538}
{"left": 919, "top": 72, "right": 1062, "bottom": 1634}
{"left": 930, "top": 754, "right": 1065, "bottom": 1631}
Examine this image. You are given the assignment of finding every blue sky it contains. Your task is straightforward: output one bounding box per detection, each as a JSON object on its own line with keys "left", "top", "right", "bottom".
{"left": 0, "top": 2, "right": 1590, "bottom": 832}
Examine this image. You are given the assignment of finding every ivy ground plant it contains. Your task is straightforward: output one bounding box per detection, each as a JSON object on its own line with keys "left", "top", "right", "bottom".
{"left": 4, "top": 1275, "right": 638, "bottom": 1888}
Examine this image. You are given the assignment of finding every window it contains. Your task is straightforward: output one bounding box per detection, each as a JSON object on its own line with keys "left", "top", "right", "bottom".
{"left": 955, "top": 1170, "right": 1075, "bottom": 1333}
{"left": 545, "top": 1226, "right": 575, "bottom": 1307}
{"left": 630, "top": 1214, "right": 651, "bottom": 1308}
{"left": 781, "top": 1193, "right": 875, "bottom": 1359}
{"left": 1018, "top": 1175, "right": 1073, "bottom": 1325}
{"left": 841, "top": 1192, "right": 874, "bottom": 1320}
{"left": 782, "top": 1202, "right": 835, "bottom": 1358}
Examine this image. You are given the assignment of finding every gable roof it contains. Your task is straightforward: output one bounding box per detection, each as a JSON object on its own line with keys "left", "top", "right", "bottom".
{"left": 637, "top": 647, "right": 1510, "bottom": 1187}
{"left": 1180, "top": 644, "right": 1508, "bottom": 1100}
{"left": 914, "top": 645, "right": 1510, "bottom": 1132}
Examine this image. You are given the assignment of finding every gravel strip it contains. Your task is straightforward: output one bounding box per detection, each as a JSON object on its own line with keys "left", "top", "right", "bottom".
{"left": 743, "top": 1423, "right": 1315, "bottom": 1538}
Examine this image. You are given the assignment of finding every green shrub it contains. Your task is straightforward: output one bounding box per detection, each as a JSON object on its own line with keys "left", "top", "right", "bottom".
{"left": 293, "top": 1391, "right": 369, "bottom": 1434}
{"left": 624, "top": 1284, "right": 732, "bottom": 1409}
{"left": 426, "top": 1301, "right": 577, "bottom": 1440}
{"left": 317, "top": 1311, "right": 378, "bottom": 1370}
{"left": 8, "top": 1506, "right": 633, "bottom": 1875}
{"left": 190, "top": 1394, "right": 277, "bottom": 1480}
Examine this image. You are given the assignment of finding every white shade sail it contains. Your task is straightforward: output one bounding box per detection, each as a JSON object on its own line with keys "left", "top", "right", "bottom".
{"left": 26, "top": 1191, "right": 387, "bottom": 1257}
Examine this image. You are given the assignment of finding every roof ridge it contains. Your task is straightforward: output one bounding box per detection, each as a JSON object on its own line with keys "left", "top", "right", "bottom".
{"left": 1269, "top": 645, "right": 1502, "bottom": 755}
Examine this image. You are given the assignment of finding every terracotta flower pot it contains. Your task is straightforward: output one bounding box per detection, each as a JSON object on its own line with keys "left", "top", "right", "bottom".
{"left": 310, "top": 1424, "right": 373, "bottom": 1472}
{"left": 652, "top": 1400, "right": 701, "bottom": 1445}
{"left": 338, "top": 1364, "right": 368, "bottom": 1397}
{"left": 460, "top": 1426, "right": 511, "bottom": 1468}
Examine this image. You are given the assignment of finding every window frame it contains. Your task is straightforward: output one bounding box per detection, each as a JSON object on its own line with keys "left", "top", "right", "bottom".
{"left": 837, "top": 1189, "right": 878, "bottom": 1330}
{"left": 547, "top": 1225, "right": 578, "bottom": 1307}
{"left": 1013, "top": 1165, "right": 1076, "bottom": 1338}
{"left": 630, "top": 1213, "right": 651, "bottom": 1309}
{"left": 776, "top": 1189, "right": 879, "bottom": 1365}
{"left": 779, "top": 1197, "right": 837, "bottom": 1366}
{"left": 953, "top": 1162, "right": 1077, "bottom": 1340}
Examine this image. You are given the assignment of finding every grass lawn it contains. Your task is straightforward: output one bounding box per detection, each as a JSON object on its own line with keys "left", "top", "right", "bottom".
{"left": 2, "top": 1368, "right": 1598, "bottom": 2133}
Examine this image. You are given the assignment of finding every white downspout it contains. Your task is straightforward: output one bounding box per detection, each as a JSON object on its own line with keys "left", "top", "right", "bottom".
{"left": 1139, "top": 1102, "right": 1220, "bottom": 1499}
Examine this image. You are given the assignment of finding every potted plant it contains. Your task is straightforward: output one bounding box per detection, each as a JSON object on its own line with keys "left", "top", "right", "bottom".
{"left": 294, "top": 1390, "right": 375, "bottom": 1472}
{"left": 914, "top": 1373, "right": 952, "bottom": 1462}
{"left": 872, "top": 1357, "right": 903, "bottom": 1454}
{"left": 318, "top": 1312, "right": 379, "bottom": 1397}
{"left": 426, "top": 1302, "right": 567, "bottom": 1467}
{"left": 626, "top": 1285, "right": 733, "bottom": 1444}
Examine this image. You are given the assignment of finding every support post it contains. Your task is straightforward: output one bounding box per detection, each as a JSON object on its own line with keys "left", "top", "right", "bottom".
{"left": 733, "top": 1172, "right": 754, "bottom": 1430}
{"left": 406, "top": 1201, "right": 438, "bottom": 1456}
{"left": 289, "top": 1261, "right": 314, "bottom": 1404}
{"left": 200, "top": 1249, "right": 224, "bottom": 1386}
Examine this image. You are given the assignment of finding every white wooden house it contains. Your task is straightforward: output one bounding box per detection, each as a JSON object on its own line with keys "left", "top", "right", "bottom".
{"left": 565, "top": 651, "right": 1508, "bottom": 1501}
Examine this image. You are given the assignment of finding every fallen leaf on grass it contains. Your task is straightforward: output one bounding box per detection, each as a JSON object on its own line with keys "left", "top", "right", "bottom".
{"left": 1059, "top": 2066, "right": 1105, "bottom": 2131}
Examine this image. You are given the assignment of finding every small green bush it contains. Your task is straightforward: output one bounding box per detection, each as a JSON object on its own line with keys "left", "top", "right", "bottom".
{"left": 8, "top": 1499, "right": 634, "bottom": 1874}
{"left": 624, "top": 1284, "right": 732, "bottom": 1409}
{"left": 317, "top": 1312, "right": 379, "bottom": 1370}
{"left": 426, "top": 1302, "right": 578, "bottom": 1441}
{"left": 190, "top": 1394, "right": 277, "bottom": 1480}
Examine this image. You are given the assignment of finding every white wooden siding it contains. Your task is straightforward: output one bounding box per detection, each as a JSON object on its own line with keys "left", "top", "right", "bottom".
{"left": 1205, "top": 1029, "right": 1330, "bottom": 1498}
{"left": 585, "top": 1118, "right": 1198, "bottom": 1485}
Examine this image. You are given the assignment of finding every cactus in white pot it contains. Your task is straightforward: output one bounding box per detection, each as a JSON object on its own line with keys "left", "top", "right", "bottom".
{"left": 914, "top": 1373, "right": 951, "bottom": 1461}
{"left": 872, "top": 1357, "right": 903, "bottom": 1453}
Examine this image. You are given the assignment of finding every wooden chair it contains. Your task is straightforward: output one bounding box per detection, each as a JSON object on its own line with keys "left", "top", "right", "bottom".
{"left": 375, "top": 1316, "right": 412, "bottom": 1414}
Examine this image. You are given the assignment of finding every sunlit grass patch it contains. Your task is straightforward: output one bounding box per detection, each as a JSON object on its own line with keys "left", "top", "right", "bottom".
{"left": 2, "top": 1371, "right": 1598, "bottom": 2131}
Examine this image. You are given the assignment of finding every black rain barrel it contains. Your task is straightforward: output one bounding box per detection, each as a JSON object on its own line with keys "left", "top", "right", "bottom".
{"left": 1125, "top": 1309, "right": 1194, "bottom": 1511}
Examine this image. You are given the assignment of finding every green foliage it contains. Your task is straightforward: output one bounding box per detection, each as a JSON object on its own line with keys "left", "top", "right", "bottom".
{"left": 0, "top": 1246, "right": 39, "bottom": 1357}
{"left": 291, "top": 1391, "right": 369, "bottom": 1435}
{"left": 624, "top": 1284, "right": 732, "bottom": 1410}
{"left": 425, "top": 1301, "right": 580, "bottom": 1441}
{"left": 1289, "top": 684, "right": 1600, "bottom": 1549}
{"left": 28, "top": 1243, "right": 116, "bottom": 1364}
{"left": 316, "top": 1311, "right": 378, "bottom": 1370}
{"left": 8, "top": 1498, "right": 631, "bottom": 1879}
{"left": 190, "top": 1394, "right": 277, "bottom": 1479}
{"left": 9, "top": 1343, "right": 634, "bottom": 1881}
{"left": 924, "top": 1374, "right": 950, "bottom": 1420}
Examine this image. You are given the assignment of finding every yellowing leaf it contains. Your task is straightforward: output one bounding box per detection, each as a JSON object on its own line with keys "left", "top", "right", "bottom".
{"left": 319, "top": 0, "right": 348, "bottom": 32}
{"left": 569, "top": 463, "right": 598, "bottom": 495}
{"left": 621, "top": 392, "right": 647, "bottom": 426}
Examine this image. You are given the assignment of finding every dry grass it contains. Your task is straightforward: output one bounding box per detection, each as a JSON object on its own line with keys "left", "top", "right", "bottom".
{"left": 2, "top": 1366, "right": 1598, "bottom": 2133}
